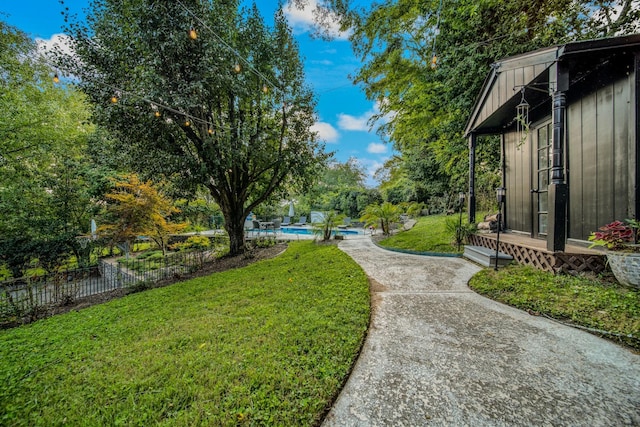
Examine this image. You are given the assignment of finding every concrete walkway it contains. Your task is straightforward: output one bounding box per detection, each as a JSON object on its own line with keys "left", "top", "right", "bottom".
{"left": 323, "top": 237, "right": 640, "bottom": 426}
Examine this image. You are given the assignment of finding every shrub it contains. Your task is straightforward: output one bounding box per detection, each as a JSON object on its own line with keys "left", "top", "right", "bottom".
{"left": 171, "top": 235, "right": 211, "bottom": 252}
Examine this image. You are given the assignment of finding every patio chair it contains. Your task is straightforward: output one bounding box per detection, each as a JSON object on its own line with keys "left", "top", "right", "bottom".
{"left": 252, "top": 220, "right": 264, "bottom": 237}
{"left": 282, "top": 216, "right": 291, "bottom": 226}
{"left": 337, "top": 217, "right": 351, "bottom": 230}
{"left": 294, "top": 216, "right": 307, "bottom": 226}
{"left": 272, "top": 219, "right": 281, "bottom": 234}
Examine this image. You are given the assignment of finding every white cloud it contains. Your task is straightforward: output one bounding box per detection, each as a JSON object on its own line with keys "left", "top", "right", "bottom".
{"left": 311, "top": 121, "right": 339, "bottom": 143}
{"left": 337, "top": 100, "right": 394, "bottom": 132}
{"left": 367, "top": 143, "right": 387, "bottom": 154}
{"left": 359, "top": 158, "right": 386, "bottom": 187}
{"left": 337, "top": 112, "right": 369, "bottom": 131}
{"left": 311, "top": 59, "right": 333, "bottom": 66}
{"left": 36, "top": 33, "right": 74, "bottom": 58}
{"left": 283, "top": 0, "right": 351, "bottom": 40}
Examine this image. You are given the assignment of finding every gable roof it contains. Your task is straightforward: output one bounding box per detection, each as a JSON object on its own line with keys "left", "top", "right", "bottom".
{"left": 465, "top": 33, "right": 640, "bottom": 137}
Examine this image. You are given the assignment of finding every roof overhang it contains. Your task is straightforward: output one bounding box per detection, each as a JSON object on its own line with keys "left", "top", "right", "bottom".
{"left": 465, "top": 34, "right": 640, "bottom": 137}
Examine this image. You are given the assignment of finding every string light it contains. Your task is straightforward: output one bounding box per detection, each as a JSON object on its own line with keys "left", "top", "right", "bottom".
{"left": 430, "top": 0, "right": 444, "bottom": 70}
{"left": 45, "top": 2, "right": 298, "bottom": 135}
{"left": 177, "top": 0, "right": 284, "bottom": 97}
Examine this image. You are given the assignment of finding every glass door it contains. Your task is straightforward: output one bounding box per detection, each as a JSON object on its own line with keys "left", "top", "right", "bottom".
{"left": 535, "top": 123, "right": 551, "bottom": 237}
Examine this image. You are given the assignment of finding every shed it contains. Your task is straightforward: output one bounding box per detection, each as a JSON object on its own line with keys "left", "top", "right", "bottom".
{"left": 465, "top": 34, "right": 640, "bottom": 257}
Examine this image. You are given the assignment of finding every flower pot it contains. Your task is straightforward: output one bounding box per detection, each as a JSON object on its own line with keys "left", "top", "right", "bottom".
{"left": 606, "top": 251, "right": 640, "bottom": 288}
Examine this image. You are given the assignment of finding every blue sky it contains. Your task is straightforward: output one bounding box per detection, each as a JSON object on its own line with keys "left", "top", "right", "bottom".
{"left": 0, "top": 0, "right": 392, "bottom": 186}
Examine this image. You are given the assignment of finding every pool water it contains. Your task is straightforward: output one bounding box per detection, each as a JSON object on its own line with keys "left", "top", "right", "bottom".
{"left": 280, "top": 227, "right": 361, "bottom": 235}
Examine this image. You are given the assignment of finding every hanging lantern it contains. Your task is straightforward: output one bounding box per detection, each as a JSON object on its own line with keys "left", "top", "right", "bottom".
{"left": 516, "top": 87, "right": 530, "bottom": 146}
{"left": 189, "top": 27, "right": 197, "bottom": 40}
{"left": 154, "top": 110, "right": 161, "bottom": 117}
{"left": 234, "top": 63, "right": 241, "bottom": 73}
{"left": 184, "top": 119, "right": 191, "bottom": 127}
{"left": 208, "top": 128, "right": 213, "bottom": 135}
{"left": 53, "top": 73, "right": 60, "bottom": 84}
{"left": 262, "top": 84, "right": 269, "bottom": 94}
{"left": 110, "top": 95, "right": 118, "bottom": 103}
{"left": 430, "top": 55, "right": 437, "bottom": 69}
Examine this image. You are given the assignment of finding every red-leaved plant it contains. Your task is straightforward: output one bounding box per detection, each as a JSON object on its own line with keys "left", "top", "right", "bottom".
{"left": 588, "top": 220, "right": 640, "bottom": 251}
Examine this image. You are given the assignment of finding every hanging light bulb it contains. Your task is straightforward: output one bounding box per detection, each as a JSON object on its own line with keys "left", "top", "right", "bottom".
{"left": 110, "top": 95, "right": 118, "bottom": 103}
{"left": 154, "top": 110, "right": 161, "bottom": 118}
{"left": 262, "top": 84, "right": 269, "bottom": 94}
{"left": 53, "top": 73, "right": 60, "bottom": 84}
{"left": 430, "top": 55, "right": 438, "bottom": 69}
{"left": 184, "top": 119, "right": 191, "bottom": 127}
{"left": 234, "top": 63, "right": 241, "bottom": 73}
{"left": 189, "top": 27, "right": 197, "bottom": 40}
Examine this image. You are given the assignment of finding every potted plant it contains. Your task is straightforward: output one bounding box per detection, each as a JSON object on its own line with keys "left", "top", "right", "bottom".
{"left": 589, "top": 219, "right": 640, "bottom": 288}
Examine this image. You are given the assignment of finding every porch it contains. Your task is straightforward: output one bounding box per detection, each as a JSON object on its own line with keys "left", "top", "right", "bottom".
{"left": 468, "top": 232, "right": 607, "bottom": 274}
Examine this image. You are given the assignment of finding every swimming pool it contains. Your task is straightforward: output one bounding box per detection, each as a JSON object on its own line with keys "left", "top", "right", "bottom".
{"left": 280, "top": 227, "right": 361, "bottom": 235}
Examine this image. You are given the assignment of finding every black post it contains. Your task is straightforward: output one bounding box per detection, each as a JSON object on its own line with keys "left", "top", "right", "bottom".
{"left": 458, "top": 192, "right": 465, "bottom": 251}
{"left": 495, "top": 187, "right": 506, "bottom": 271}
{"left": 547, "top": 89, "right": 568, "bottom": 252}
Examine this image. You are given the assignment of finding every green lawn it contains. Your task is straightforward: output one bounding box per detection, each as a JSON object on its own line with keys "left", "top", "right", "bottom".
{"left": 377, "top": 214, "right": 461, "bottom": 254}
{"left": 469, "top": 265, "right": 640, "bottom": 349}
{"left": 0, "top": 242, "right": 370, "bottom": 426}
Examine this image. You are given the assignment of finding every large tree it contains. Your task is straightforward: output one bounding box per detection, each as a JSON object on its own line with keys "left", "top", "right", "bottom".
{"left": 58, "top": 0, "right": 328, "bottom": 254}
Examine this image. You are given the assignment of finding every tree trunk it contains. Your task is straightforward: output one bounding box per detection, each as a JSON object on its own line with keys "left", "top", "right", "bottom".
{"left": 224, "top": 211, "right": 247, "bottom": 256}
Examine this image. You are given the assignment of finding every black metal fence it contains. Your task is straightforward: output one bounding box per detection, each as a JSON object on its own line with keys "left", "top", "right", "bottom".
{"left": 1, "top": 250, "right": 215, "bottom": 326}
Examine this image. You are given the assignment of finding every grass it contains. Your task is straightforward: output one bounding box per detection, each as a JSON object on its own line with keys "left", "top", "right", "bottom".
{"left": 377, "top": 214, "right": 462, "bottom": 253}
{"left": 0, "top": 241, "right": 370, "bottom": 426}
{"left": 469, "top": 265, "right": 640, "bottom": 349}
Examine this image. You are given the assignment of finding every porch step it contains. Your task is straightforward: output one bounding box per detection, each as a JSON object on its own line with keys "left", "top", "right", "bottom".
{"left": 463, "top": 245, "right": 513, "bottom": 268}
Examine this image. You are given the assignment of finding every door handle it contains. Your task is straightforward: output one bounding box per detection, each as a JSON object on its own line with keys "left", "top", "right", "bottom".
{"left": 530, "top": 189, "right": 539, "bottom": 194}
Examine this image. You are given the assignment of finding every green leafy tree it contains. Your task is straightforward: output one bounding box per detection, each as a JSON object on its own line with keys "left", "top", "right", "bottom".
{"left": 0, "top": 22, "right": 96, "bottom": 276}
{"left": 58, "top": 1, "right": 328, "bottom": 255}
{"left": 312, "top": 210, "right": 343, "bottom": 241}
{"left": 99, "top": 175, "right": 187, "bottom": 256}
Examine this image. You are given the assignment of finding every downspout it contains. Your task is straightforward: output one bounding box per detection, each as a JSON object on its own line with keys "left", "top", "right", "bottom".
{"left": 501, "top": 133, "right": 507, "bottom": 230}
{"left": 469, "top": 133, "right": 477, "bottom": 223}
{"left": 635, "top": 52, "right": 640, "bottom": 227}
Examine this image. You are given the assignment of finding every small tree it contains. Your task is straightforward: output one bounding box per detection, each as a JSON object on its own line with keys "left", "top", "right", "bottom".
{"left": 360, "top": 202, "right": 401, "bottom": 236}
{"left": 312, "top": 211, "right": 343, "bottom": 241}
{"left": 99, "top": 175, "right": 186, "bottom": 256}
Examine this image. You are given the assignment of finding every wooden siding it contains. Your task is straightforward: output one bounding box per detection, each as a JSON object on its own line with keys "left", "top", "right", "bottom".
{"left": 469, "top": 55, "right": 556, "bottom": 132}
{"left": 567, "top": 71, "right": 636, "bottom": 240}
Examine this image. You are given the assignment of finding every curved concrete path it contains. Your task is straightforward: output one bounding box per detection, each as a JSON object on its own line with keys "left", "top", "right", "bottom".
{"left": 323, "top": 237, "right": 640, "bottom": 426}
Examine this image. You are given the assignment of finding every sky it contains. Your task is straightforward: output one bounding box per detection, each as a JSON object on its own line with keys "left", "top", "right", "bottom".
{"left": 0, "top": 0, "right": 393, "bottom": 187}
